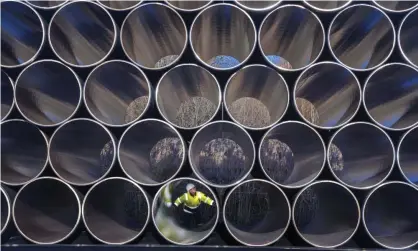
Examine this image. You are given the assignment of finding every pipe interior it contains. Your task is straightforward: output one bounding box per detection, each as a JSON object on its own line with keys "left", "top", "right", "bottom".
{"left": 374, "top": 1, "right": 418, "bottom": 12}
{"left": 14, "top": 178, "right": 80, "bottom": 244}
{"left": 84, "top": 179, "right": 149, "bottom": 244}
{"left": 398, "top": 127, "right": 418, "bottom": 185}
{"left": 259, "top": 5, "right": 324, "bottom": 70}
{"left": 49, "top": 1, "right": 116, "bottom": 66}
{"left": 364, "top": 183, "right": 418, "bottom": 249}
{"left": 85, "top": 61, "right": 150, "bottom": 126}
{"left": 190, "top": 4, "right": 256, "bottom": 69}
{"left": 190, "top": 122, "right": 255, "bottom": 186}
{"left": 399, "top": 8, "right": 418, "bottom": 67}
{"left": 224, "top": 181, "right": 289, "bottom": 246}
{"left": 364, "top": 64, "right": 418, "bottom": 130}
{"left": 15, "top": 61, "right": 81, "bottom": 126}
{"left": 27, "top": 1, "right": 67, "bottom": 9}
{"left": 1, "top": 189, "right": 10, "bottom": 233}
{"left": 295, "top": 63, "right": 360, "bottom": 128}
{"left": 119, "top": 120, "right": 184, "bottom": 185}
{"left": 305, "top": 1, "right": 350, "bottom": 11}
{"left": 225, "top": 65, "right": 288, "bottom": 129}
{"left": 1, "top": 120, "right": 48, "bottom": 185}
{"left": 329, "top": 5, "right": 394, "bottom": 70}
{"left": 236, "top": 1, "right": 280, "bottom": 10}
{"left": 1, "top": 71, "right": 14, "bottom": 120}
{"left": 98, "top": 1, "right": 142, "bottom": 10}
{"left": 1, "top": 1, "right": 44, "bottom": 67}
{"left": 167, "top": 0, "right": 211, "bottom": 11}
{"left": 157, "top": 65, "right": 220, "bottom": 128}
{"left": 121, "top": 4, "right": 186, "bottom": 69}
{"left": 294, "top": 182, "right": 359, "bottom": 247}
{"left": 260, "top": 122, "right": 324, "bottom": 187}
{"left": 49, "top": 120, "right": 114, "bottom": 185}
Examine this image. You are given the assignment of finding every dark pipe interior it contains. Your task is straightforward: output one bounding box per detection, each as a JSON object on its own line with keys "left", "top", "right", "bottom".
{"left": 1, "top": 71, "right": 14, "bottom": 120}
{"left": 1, "top": 188, "right": 10, "bottom": 234}
{"left": 304, "top": 1, "right": 350, "bottom": 11}
{"left": 166, "top": 0, "right": 211, "bottom": 11}
{"left": 398, "top": 126, "right": 418, "bottom": 185}
{"left": 27, "top": 1, "right": 67, "bottom": 9}
{"left": 98, "top": 1, "right": 142, "bottom": 10}
{"left": 374, "top": 1, "right": 418, "bottom": 12}
{"left": 399, "top": 8, "right": 418, "bottom": 67}
{"left": 236, "top": 1, "right": 280, "bottom": 10}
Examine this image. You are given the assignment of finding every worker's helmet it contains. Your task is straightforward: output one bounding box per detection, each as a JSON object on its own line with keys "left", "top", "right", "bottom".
{"left": 186, "top": 183, "right": 196, "bottom": 192}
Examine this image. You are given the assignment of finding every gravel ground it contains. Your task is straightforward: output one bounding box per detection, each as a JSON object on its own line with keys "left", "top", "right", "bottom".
{"left": 175, "top": 96, "right": 217, "bottom": 128}
{"left": 329, "top": 143, "right": 344, "bottom": 172}
{"left": 294, "top": 187, "right": 319, "bottom": 228}
{"left": 149, "top": 137, "right": 183, "bottom": 181}
{"left": 296, "top": 98, "right": 320, "bottom": 125}
{"left": 266, "top": 55, "right": 293, "bottom": 69}
{"left": 155, "top": 55, "right": 179, "bottom": 68}
{"left": 99, "top": 141, "right": 114, "bottom": 176}
{"left": 229, "top": 97, "right": 271, "bottom": 128}
{"left": 259, "top": 139, "right": 294, "bottom": 183}
{"left": 124, "top": 96, "right": 149, "bottom": 123}
{"left": 208, "top": 55, "right": 240, "bottom": 69}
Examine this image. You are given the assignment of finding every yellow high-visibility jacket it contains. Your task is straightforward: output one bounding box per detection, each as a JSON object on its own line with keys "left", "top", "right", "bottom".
{"left": 174, "top": 191, "right": 214, "bottom": 208}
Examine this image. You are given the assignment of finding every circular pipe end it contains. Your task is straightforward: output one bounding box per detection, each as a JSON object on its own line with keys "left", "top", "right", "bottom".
{"left": 398, "top": 126, "right": 418, "bottom": 187}
{"left": 1, "top": 70, "right": 14, "bottom": 121}
{"left": 25, "top": 0, "right": 68, "bottom": 10}
{"left": 399, "top": 7, "right": 418, "bottom": 69}
{"left": 304, "top": 0, "right": 352, "bottom": 12}
{"left": 97, "top": 0, "right": 143, "bottom": 11}
{"left": 235, "top": 0, "right": 282, "bottom": 12}
{"left": 1, "top": 187, "right": 11, "bottom": 235}
{"left": 374, "top": 1, "right": 418, "bottom": 13}
{"left": 165, "top": 0, "right": 212, "bottom": 12}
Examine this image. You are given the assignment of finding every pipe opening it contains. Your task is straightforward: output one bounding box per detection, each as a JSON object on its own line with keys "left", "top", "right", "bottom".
{"left": 1, "top": 188, "right": 11, "bottom": 235}
{"left": 399, "top": 7, "right": 418, "bottom": 68}
{"left": 190, "top": 121, "right": 255, "bottom": 187}
{"left": 374, "top": 1, "right": 418, "bottom": 13}
{"left": 260, "top": 121, "right": 325, "bottom": 188}
{"left": 98, "top": 1, "right": 142, "bottom": 11}
{"left": 294, "top": 62, "right": 361, "bottom": 129}
{"left": 1, "top": 71, "right": 14, "bottom": 121}
{"left": 235, "top": 1, "right": 281, "bottom": 11}
{"left": 1, "top": 120, "right": 48, "bottom": 186}
{"left": 26, "top": 1, "right": 68, "bottom": 9}
{"left": 398, "top": 126, "right": 418, "bottom": 186}
{"left": 304, "top": 1, "right": 351, "bottom": 12}
{"left": 225, "top": 65, "right": 288, "bottom": 130}
{"left": 259, "top": 5, "right": 324, "bottom": 71}
{"left": 364, "top": 63, "right": 418, "bottom": 131}
{"left": 329, "top": 4, "right": 395, "bottom": 71}
{"left": 190, "top": 4, "right": 256, "bottom": 70}
{"left": 364, "top": 182, "right": 418, "bottom": 249}
{"left": 293, "top": 181, "right": 360, "bottom": 248}
{"left": 49, "top": 119, "right": 115, "bottom": 186}
{"left": 13, "top": 177, "right": 81, "bottom": 244}
{"left": 119, "top": 119, "right": 185, "bottom": 185}
{"left": 166, "top": 0, "right": 212, "bottom": 11}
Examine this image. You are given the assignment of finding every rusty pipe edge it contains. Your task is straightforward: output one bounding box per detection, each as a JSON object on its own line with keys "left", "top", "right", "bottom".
{"left": 363, "top": 181, "right": 418, "bottom": 249}
{"left": 25, "top": 0, "right": 68, "bottom": 10}
{"left": 1, "top": 70, "right": 15, "bottom": 121}
{"left": 234, "top": 0, "right": 282, "bottom": 12}
{"left": 165, "top": 0, "right": 212, "bottom": 12}
{"left": 190, "top": 3, "right": 256, "bottom": 71}
{"left": 152, "top": 177, "right": 219, "bottom": 245}
{"left": 84, "top": 60, "right": 152, "bottom": 127}
{"left": 363, "top": 63, "right": 418, "bottom": 131}
{"left": 156, "top": 64, "right": 221, "bottom": 130}
{"left": 303, "top": 0, "right": 352, "bottom": 12}
{"left": 373, "top": 1, "right": 418, "bottom": 13}
{"left": 49, "top": 118, "right": 117, "bottom": 186}
{"left": 399, "top": 7, "right": 418, "bottom": 69}
{"left": 397, "top": 125, "right": 418, "bottom": 187}
{"left": 97, "top": 0, "right": 143, "bottom": 11}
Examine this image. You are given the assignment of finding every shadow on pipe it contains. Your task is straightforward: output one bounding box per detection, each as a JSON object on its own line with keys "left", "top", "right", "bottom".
{"left": 304, "top": 0, "right": 352, "bottom": 12}
{"left": 294, "top": 61, "right": 361, "bottom": 129}
{"left": 224, "top": 64, "right": 289, "bottom": 130}
{"left": 259, "top": 121, "right": 325, "bottom": 188}
{"left": 49, "top": 118, "right": 116, "bottom": 186}
{"left": 1, "top": 1, "right": 45, "bottom": 68}
{"left": 49, "top": 1, "right": 117, "bottom": 67}
{"left": 13, "top": 177, "right": 82, "bottom": 244}
{"left": 98, "top": 0, "right": 142, "bottom": 11}
{"left": 363, "top": 181, "right": 418, "bottom": 249}
{"left": 189, "top": 121, "right": 255, "bottom": 188}
{"left": 166, "top": 0, "right": 212, "bottom": 12}
{"left": 26, "top": 0, "right": 68, "bottom": 10}
{"left": 235, "top": 1, "right": 281, "bottom": 12}
{"left": 84, "top": 60, "right": 151, "bottom": 127}
{"left": 398, "top": 126, "right": 418, "bottom": 186}
{"left": 374, "top": 1, "right": 418, "bottom": 13}
{"left": 329, "top": 4, "right": 395, "bottom": 71}
{"left": 190, "top": 3, "right": 256, "bottom": 70}
{"left": 1, "top": 70, "right": 14, "bottom": 121}
{"left": 293, "top": 180, "right": 360, "bottom": 248}
{"left": 15, "top": 60, "right": 82, "bottom": 127}
{"left": 399, "top": 7, "right": 418, "bottom": 68}
{"left": 364, "top": 63, "right": 418, "bottom": 131}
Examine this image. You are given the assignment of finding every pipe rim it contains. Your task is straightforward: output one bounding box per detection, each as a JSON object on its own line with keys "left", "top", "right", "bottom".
{"left": 398, "top": 7, "right": 418, "bottom": 69}
{"left": 373, "top": 0, "right": 418, "bottom": 13}
{"left": 25, "top": 0, "right": 69, "bottom": 10}
{"left": 1, "top": 70, "right": 15, "bottom": 122}
{"left": 303, "top": 0, "right": 352, "bottom": 12}
{"left": 97, "top": 0, "right": 143, "bottom": 11}
{"left": 397, "top": 125, "right": 418, "bottom": 187}
{"left": 165, "top": 0, "right": 213, "bottom": 12}
{"left": 234, "top": 0, "right": 282, "bottom": 12}
{"left": 0, "top": 187, "right": 11, "bottom": 235}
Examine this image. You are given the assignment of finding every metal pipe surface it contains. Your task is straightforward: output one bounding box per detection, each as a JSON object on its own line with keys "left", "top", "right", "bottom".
{"left": 189, "top": 121, "right": 255, "bottom": 188}
{"left": 49, "top": 118, "right": 116, "bottom": 186}
{"left": 156, "top": 64, "right": 221, "bottom": 129}
{"left": 83, "top": 177, "right": 150, "bottom": 244}
{"left": 97, "top": 0, "right": 142, "bottom": 11}
{"left": 49, "top": 1, "right": 117, "bottom": 67}
{"left": 15, "top": 60, "right": 82, "bottom": 127}
{"left": 121, "top": 3, "right": 187, "bottom": 70}
{"left": 224, "top": 64, "right": 289, "bottom": 130}
{"left": 13, "top": 177, "right": 82, "bottom": 244}
{"left": 1, "top": 119, "right": 48, "bottom": 186}
{"left": 165, "top": 0, "right": 212, "bottom": 12}
{"left": 1, "top": 187, "right": 12, "bottom": 236}
{"left": 328, "top": 4, "right": 395, "bottom": 71}
{"left": 1, "top": 1, "right": 45, "bottom": 68}
{"left": 397, "top": 126, "right": 418, "bottom": 186}
{"left": 223, "top": 179, "right": 290, "bottom": 246}
{"left": 190, "top": 3, "right": 256, "bottom": 70}
{"left": 259, "top": 121, "right": 325, "bottom": 188}
{"left": 303, "top": 0, "right": 352, "bottom": 12}
{"left": 363, "top": 181, "right": 418, "bottom": 249}
{"left": 363, "top": 63, "right": 418, "bottom": 131}
{"left": 259, "top": 5, "right": 325, "bottom": 71}
{"left": 84, "top": 60, "right": 151, "bottom": 127}
{"left": 235, "top": 1, "right": 281, "bottom": 12}
{"left": 373, "top": 1, "right": 418, "bottom": 13}
{"left": 25, "top": 0, "right": 68, "bottom": 10}
{"left": 293, "top": 180, "right": 360, "bottom": 248}
{"left": 152, "top": 177, "right": 219, "bottom": 245}
{"left": 399, "top": 7, "right": 418, "bottom": 68}
{"left": 1, "top": 70, "right": 14, "bottom": 121}
{"left": 294, "top": 61, "right": 361, "bottom": 129}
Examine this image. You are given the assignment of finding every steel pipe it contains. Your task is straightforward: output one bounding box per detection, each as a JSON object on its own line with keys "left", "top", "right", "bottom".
{"left": 304, "top": 0, "right": 352, "bottom": 12}
{"left": 152, "top": 177, "right": 219, "bottom": 245}
{"left": 374, "top": 1, "right": 418, "bottom": 13}
{"left": 1, "top": 70, "right": 14, "bottom": 121}
{"left": 363, "top": 181, "right": 418, "bottom": 249}
{"left": 224, "top": 64, "right": 289, "bottom": 130}
{"left": 328, "top": 122, "right": 395, "bottom": 189}
{"left": 25, "top": 0, "right": 68, "bottom": 10}
{"left": 165, "top": 0, "right": 212, "bottom": 12}
{"left": 328, "top": 4, "right": 395, "bottom": 71}
{"left": 49, "top": 1, "right": 117, "bottom": 68}
{"left": 156, "top": 64, "right": 221, "bottom": 129}
{"left": 235, "top": 1, "right": 281, "bottom": 12}
{"left": 294, "top": 61, "right": 361, "bottom": 129}
{"left": 13, "top": 177, "right": 82, "bottom": 244}
{"left": 364, "top": 63, "right": 418, "bottom": 131}
{"left": 121, "top": 3, "right": 187, "bottom": 70}
{"left": 293, "top": 180, "right": 360, "bottom": 248}
{"left": 84, "top": 60, "right": 151, "bottom": 127}
{"left": 97, "top": 0, "right": 142, "bottom": 11}
{"left": 189, "top": 121, "right": 255, "bottom": 188}
{"left": 259, "top": 121, "right": 325, "bottom": 188}
{"left": 259, "top": 5, "right": 325, "bottom": 71}
{"left": 190, "top": 3, "right": 256, "bottom": 70}
{"left": 1, "top": 119, "right": 48, "bottom": 186}
{"left": 1, "top": 187, "right": 13, "bottom": 238}
{"left": 1, "top": 1, "right": 45, "bottom": 68}
{"left": 397, "top": 126, "right": 418, "bottom": 186}
{"left": 399, "top": 7, "right": 418, "bottom": 68}
{"left": 49, "top": 118, "right": 116, "bottom": 186}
